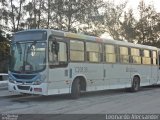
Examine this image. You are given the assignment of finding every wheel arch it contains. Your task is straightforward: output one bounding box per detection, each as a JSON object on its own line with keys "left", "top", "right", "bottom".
{"left": 71, "top": 75, "right": 87, "bottom": 91}
{"left": 131, "top": 74, "right": 141, "bottom": 83}
{"left": 130, "top": 74, "right": 141, "bottom": 92}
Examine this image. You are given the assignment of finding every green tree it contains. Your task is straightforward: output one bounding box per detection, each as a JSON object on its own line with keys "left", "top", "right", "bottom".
{"left": 121, "top": 9, "right": 137, "bottom": 42}
{"left": 0, "top": 30, "right": 10, "bottom": 73}
{"left": 135, "top": 0, "right": 160, "bottom": 45}
{"left": 103, "top": 0, "right": 127, "bottom": 40}
{"left": 0, "top": 0, "right": 9, "bottom": 28}
{"left": 78, "top": 0, "right": 105, "bottom": 36}
{"left": 8, "top": 0, "right": 26, "bottom": 32}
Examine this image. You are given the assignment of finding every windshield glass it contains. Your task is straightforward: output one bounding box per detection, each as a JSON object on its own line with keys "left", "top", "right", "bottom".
{"left": 10, "top": 42, "right": 46, "bottom": 73}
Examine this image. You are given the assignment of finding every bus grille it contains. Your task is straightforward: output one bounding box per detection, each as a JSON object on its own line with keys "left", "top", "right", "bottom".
{"left": 13, "top": 74, "right": 36, "bottom": 79}
{"left": 16, "top": 81, "right": 33, "bottom": 84}
{"left": 17, "top": 85, "right": 30, "bottom": 90}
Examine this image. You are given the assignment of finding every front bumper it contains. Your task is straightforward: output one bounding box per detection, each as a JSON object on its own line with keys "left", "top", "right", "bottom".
{"left": 8, "top": 82, "right": 48, "bottom": 95}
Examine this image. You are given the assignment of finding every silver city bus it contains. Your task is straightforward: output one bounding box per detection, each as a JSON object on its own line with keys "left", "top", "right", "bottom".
{"left": 8, "top": 29, "right": 160, "bottom": 98}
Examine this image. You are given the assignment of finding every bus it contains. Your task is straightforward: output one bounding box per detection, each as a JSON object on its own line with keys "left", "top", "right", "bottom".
{"left": 8, "top": 29, "right": 160, "bottom": 98}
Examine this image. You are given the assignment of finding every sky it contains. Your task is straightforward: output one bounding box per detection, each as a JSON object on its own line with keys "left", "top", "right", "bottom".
{"left": 108, "top": 0, "right": 160, "bottom": 19}
{"left": 120, "top": 0, "right": 160, "bottom": 12}
{"left": 1, "top": 0, "right": 160, "bottom": 34}
{"left": 101, "top": 0, "right": 160, "bottom": 39}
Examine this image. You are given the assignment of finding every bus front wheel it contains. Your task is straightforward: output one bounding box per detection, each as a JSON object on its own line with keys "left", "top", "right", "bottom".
{"left": 131, "top": 76, "right": 140, "bottom": 92}
{"left": 71, "top": 78, "right": 80, "bottom": 99}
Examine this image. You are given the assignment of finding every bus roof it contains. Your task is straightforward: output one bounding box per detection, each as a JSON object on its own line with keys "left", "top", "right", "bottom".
{"left": 50, "top": 29, "right": 158, "bottom": 50}
{"left": 15, "top": 29, "right": 158, "bottom": 50}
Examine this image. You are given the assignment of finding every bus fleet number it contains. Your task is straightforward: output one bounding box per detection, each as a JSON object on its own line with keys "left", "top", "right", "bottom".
{"left": 75, "top": 67, "right": 88, "bottom": 73}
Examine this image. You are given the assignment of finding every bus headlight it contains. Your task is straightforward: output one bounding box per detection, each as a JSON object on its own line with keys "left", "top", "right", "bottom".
{"left": 33, "top": 74, "right": 46, "bottom": 85}
{"left": 33, "top": 80, "right": 42, "bottom": 85}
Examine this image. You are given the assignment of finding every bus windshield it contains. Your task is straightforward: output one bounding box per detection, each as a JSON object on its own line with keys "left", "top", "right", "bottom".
{"left": 10, "top": 41, "right": 46, "bottom": 73}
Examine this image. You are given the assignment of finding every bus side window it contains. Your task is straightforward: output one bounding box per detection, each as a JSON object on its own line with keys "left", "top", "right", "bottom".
{"left": 105, "top": 44, "right": 116, "bottom": 63}
{"left": 152, "top": 51, "right": 157, "bottom": 65}
{"left": 49, "top": 40, "right": 68, "bottom": 67}
{"left": 130, "top": 48, "right": 141, "bottom": 64}
{"left": 86, "top": 42, "right": 101, "bottom": 63}
{"left": 119, "top": 46, "right": 129, "bottom": 63}
{"left": 49, "top": 40, "right": 58, "bottom": 64}
{"left": 142, "top": 49, "right": 151, "bottom": 65}
{"left": 70, "top": 40, "right": 84, "bottom": 62}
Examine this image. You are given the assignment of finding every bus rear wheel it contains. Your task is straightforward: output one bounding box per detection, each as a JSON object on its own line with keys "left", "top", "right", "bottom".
{"left": 131, "top": 76, "right": 140, "bottom": 92}
{"left": 71, "top": 78, "right": 80, "bottom": 99}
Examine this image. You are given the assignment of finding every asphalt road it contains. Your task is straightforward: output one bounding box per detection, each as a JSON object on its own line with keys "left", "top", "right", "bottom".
{"left": 0, "top": 86, "right": 160, "bottom": 120}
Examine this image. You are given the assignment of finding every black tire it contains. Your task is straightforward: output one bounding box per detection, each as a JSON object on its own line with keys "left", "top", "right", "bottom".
{"left": 71, "top": 78, "right": 80, "bottom": 99}
{"left": 131, "top": 76, "right": 140, "bottom": 92}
